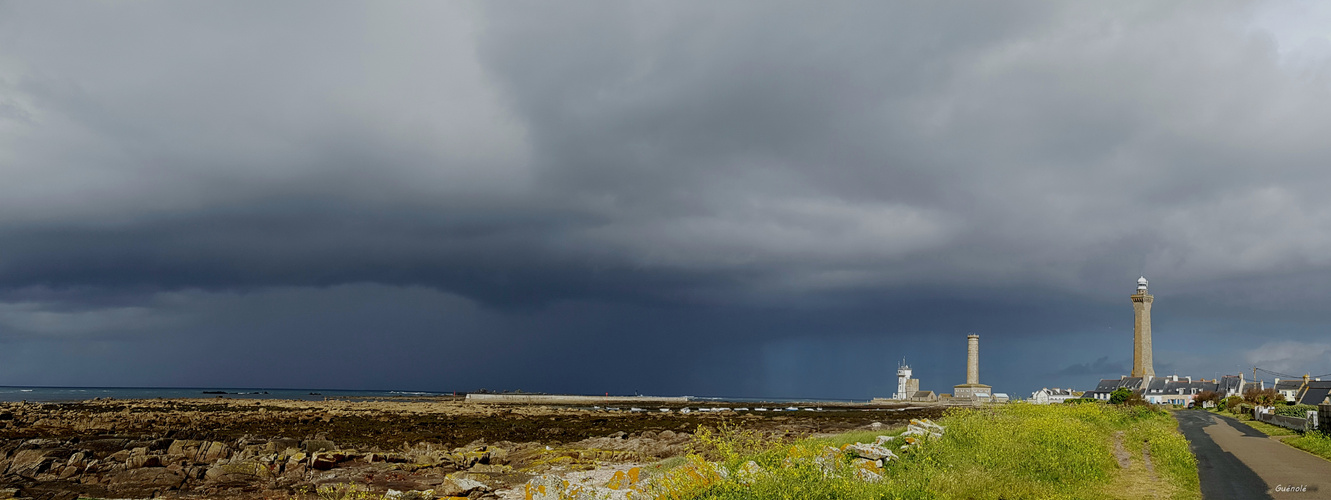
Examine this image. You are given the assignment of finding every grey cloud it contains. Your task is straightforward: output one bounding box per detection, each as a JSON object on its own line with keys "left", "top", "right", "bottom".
{"left": 0, "top": 1, "right": 1329, "bottom": 397}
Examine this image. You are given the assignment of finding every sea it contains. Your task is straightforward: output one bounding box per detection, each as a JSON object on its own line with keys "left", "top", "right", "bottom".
{"left": 0, "top": 387, "right": 863, "bottom": 404}
{"left": 0, "top": 386, "right": 449, "bottom": 403}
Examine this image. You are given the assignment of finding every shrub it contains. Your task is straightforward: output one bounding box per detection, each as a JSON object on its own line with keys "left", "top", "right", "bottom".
{"left": 1244, "top": 387, "right": 1281, "bottom": 406}
{"left": 1223, "top": 396, "right": 1244, "bottom": 411}
{"left": 1230, "top": 403, "right": 1253, "bottom": 416}
{"left": 1193, "top": 390, "right": 1220, "bottom": 407}
{"left": 1274, "top": 404, "right": 1318, "bottom": 417}
{"left": 1109, "top": 388, "right": 1134, "bottom": 405}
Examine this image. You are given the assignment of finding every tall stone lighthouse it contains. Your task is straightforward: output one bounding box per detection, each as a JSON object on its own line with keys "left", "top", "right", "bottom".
{"left": 1130, "top": 276, "right": 1155, "bottom": 378}
{"left": 953, "top": 334, "right": 991, "bottom": 398}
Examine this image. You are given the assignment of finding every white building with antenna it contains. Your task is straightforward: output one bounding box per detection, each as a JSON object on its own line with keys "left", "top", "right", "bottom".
{"left": 894, "top": 360, "right": 920, "bottom": 400}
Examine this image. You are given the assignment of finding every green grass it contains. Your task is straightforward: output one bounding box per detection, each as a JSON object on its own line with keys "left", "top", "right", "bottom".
{"left": 1286, "top": 432, "right": 1331, "bottom": 462}
{"left": 1247, "top": 419, "right": 1300, "bottom": 437}
{"left": 651, "top": 404, "right": 1199, "bottom": 500}
{"left": 1204, "top": 406, "right": 1300, "bottom": 437}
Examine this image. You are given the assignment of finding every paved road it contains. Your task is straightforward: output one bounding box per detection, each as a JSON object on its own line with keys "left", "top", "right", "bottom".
{"left": 1175, "top": 410, "right": 1331, "bottom": 499}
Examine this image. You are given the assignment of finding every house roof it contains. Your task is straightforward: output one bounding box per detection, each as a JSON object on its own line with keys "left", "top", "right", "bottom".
{"left": 1297, "top": 381, "right": 1331, "bottom": 405}
{"left": 1145, "top": 378, "right": 1167, "bottom": 393}
{"left": 1218, "top": 376, "right": 1242, "bottom": 393}
{"left": 1095, "top": 379, "right": 1124, "bottom": 392}
{"left": 1275, "top": 380, "right": 1304, "bottom": 391}
{"left": 1144, "top": 378, "right": 1214, "bottom": 395}
{"left": 1033, "top": 388, "right": 1078, "bottom": 396}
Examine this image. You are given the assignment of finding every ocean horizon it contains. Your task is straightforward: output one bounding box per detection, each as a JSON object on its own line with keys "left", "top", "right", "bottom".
{"left": 0, "top": 385, "right": 867, "bottom": 404}
{"left": 0, "top": 386, "right": 452, "bottom": 403}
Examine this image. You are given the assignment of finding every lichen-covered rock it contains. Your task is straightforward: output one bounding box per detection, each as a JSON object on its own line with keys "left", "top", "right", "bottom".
{"left": 205, "top": 459, "right": 273, "bottom": 484}
{"left": 437, "top": 473, "right": 489, "bottom": 497}
{"left": 108, "top": 467, "right": 186, "bottom": 496}
{"left": 384, "top": 489, "right": 435, "bottom": 500}
{"left": 852, "top": 458, "right": 884, "bottom": 483}
{"left": 734, "top": 461, "right": 766, "bottom": 485}
{"left": 302, "top": 439, "right": 336, "bottom": 454}
{"left": 843, "top": 443, "right": 896, "bottom": 461}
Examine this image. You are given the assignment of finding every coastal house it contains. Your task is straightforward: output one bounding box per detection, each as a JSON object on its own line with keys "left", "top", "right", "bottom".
{"left": 1275, "top": 378, "right": 1304, "bottom": 402}
{"left": 1295, "top": 380, "right": 1331, "bottom": 406}
{"left": 1084, "top": 376, "right": 1147, "bottom": 401}
{"left": 909, "top": 391, "right": 937, "bottom": 402}
{"left": 1029, "top": 388, "right": 1079, "bottom": 405}
{"left": 1143, "top": 376, "right": 1219, "bottom": 406}
{"left": 1217, "top": 374, "right": 1246, "bottom": 398}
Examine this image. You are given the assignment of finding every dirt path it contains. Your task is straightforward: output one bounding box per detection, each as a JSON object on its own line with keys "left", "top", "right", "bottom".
{"left": 1174, "top": 410, "right": 1331, "bottom": 499}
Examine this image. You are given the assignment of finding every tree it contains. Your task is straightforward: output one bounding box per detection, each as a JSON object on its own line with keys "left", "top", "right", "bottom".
{"left": 1109, "top": 388, "right": 1134, "bottom": 405}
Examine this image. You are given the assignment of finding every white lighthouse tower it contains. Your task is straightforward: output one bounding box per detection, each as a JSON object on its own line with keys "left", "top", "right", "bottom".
{"left": 894, "top": 361, "right": 918, "bottom": 400}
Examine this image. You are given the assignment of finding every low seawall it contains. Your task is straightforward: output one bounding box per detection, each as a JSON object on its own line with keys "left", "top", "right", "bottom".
{"left": 464, "top": 394, "right": 691, "bottom": 404}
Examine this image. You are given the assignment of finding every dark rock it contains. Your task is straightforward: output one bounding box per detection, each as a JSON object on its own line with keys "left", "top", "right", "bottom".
{"left": 20, "top": 439, "right": 61, "bottom": 450}
{"left": 310, "top": 452, "right": 337, "bottom": 470}
{"left": 149, "top": 438, "right": 173, "bottom": 451}
{"left": 81, "top": 439, "right": 130, "bottom": 455}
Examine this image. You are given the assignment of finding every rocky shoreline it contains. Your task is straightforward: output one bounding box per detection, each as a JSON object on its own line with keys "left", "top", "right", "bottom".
{"left": 0, "top": 398, "right": 941, "bottom": 499}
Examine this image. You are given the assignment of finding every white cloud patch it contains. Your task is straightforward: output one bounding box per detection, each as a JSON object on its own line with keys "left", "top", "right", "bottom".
{"left": 1246, "top": 340, "right": 1331, "bottom": 375}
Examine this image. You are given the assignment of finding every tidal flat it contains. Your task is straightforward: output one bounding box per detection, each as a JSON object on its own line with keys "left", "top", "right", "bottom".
{"left": 0, "top": 397, "right": 939, "bottom": 499}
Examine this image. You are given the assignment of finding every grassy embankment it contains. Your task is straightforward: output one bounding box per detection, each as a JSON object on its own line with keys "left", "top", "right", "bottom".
{"left": 1286, "top": 432, "right": 1331, "bottom": 461}
{"left": 654, "top": 403, "right": 1198, "bottom": 500}
{"left": 1207, "top": 406, "right": 1331, "bottom": 462}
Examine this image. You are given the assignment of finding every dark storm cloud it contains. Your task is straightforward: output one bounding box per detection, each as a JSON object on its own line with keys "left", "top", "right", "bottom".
{"left": 1054, "top": 357, "right": 1129, "bottom": 377}
{"left": 2, "top": 1, "right": 1331, "bottom": 396}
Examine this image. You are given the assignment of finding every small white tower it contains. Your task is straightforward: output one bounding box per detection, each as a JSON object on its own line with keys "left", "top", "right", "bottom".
{"left": 895, "top": 361, "right": 913, "bottom": 400}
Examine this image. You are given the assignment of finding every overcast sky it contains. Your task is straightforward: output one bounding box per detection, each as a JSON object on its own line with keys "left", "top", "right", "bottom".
{"left": 2, "top": 1, "right": 1331, "bottom": 399}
